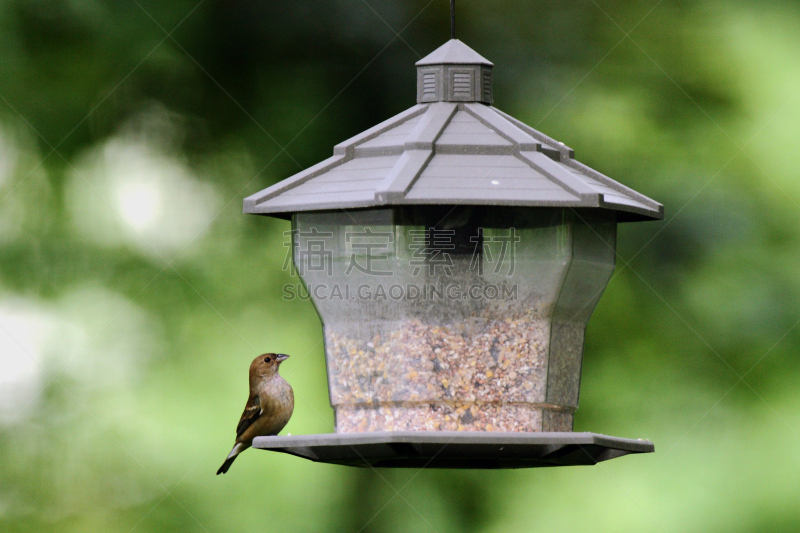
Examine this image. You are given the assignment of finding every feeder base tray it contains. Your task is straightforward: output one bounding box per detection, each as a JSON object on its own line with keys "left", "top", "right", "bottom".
{"left": 252, "top": 431, "right": 654, "bottom": 469}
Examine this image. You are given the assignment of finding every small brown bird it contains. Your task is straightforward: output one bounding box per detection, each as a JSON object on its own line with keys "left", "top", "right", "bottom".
{"left": 217, "top": 353, "right": 294, "bottom": 475}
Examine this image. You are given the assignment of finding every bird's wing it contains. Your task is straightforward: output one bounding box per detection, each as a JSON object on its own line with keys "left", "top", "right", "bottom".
{"left": 235, "top": 393, "right": 262, "bottom": 439}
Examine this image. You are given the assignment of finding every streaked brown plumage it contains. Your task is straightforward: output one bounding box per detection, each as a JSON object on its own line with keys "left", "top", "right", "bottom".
{"left": 217, "top": 353, "right": 294, "bottom": 475}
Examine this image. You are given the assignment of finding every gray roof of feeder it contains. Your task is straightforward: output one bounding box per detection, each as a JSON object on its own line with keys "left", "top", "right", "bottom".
{"left": 244, "top": 40, "right": 663, "bottom": 222}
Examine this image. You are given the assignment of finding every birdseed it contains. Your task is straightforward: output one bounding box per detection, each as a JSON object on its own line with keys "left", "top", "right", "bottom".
{"left": 325, "top": 306, "right": 579, "bottom": 433}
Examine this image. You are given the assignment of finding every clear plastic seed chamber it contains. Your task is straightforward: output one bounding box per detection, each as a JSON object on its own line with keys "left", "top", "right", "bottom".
{"left": 293, "top": 207, "right": 616, "bottom": 434}
{"left": 243, "top": 38, "right": 662, "bottom": 468}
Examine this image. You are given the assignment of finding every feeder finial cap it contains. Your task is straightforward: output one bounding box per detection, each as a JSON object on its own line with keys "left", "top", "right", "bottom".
{"left": 416, "top": 39, "right": 494, "bottom": 104}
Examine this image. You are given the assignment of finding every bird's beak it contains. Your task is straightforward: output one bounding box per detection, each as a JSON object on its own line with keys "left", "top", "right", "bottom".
{"left": 276, "top": 354, "right": 290, "bottom": 363}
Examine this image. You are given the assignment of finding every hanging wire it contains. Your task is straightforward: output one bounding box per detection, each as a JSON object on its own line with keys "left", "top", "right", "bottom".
{"left": 450, "top": 0, "right": 456, "bottom": 39}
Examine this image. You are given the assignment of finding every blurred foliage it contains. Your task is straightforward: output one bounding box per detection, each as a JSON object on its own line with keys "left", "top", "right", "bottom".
{"left": 2, "top": 0, "right": 800, "bottom": 531}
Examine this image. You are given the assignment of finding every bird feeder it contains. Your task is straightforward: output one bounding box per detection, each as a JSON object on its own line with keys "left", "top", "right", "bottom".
{"left": 244, "top": 38, "right": 662, "bottom": 468}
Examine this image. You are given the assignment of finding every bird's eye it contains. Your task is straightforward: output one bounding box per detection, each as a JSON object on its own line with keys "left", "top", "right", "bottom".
{"left": 264, "top": 357, "right": 272, "bottom": 363}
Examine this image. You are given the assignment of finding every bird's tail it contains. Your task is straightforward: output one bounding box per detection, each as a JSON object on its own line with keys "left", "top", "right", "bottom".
{"left": 217, "top": 443, "right": 245, "bottom": 475}
{"left": 216, "top": 456, "right": 236, "bottom": 475}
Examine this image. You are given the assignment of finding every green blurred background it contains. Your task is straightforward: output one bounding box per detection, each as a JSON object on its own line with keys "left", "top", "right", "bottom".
{"left": 2, "top": 0, "right": 800, "bottom": 531}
